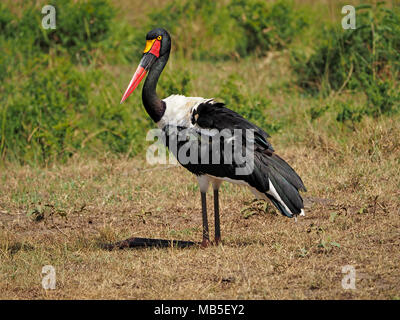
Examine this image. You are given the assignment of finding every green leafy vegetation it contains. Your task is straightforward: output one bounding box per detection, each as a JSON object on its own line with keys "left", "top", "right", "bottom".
{"left": 1, "top": 0, "right": 116, "bottom": 63}
{"left": 0, "top": 0, "right": 149, "bottom": 163}
{"left": 0, "top": 0, "right": 399, "bottom": 165}
{"left": 148, "top": 0, "right": 308, "bottom": 59}
{"left": 293, "top": 3, "right": 400, "bottom": 121}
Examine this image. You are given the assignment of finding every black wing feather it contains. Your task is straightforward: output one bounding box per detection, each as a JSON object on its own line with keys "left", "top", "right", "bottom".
{"left": 194, "top": 102, "right": 274, "bottom": 151}
{"left": 164, "top": 100, "right": 306, "bottom": 217}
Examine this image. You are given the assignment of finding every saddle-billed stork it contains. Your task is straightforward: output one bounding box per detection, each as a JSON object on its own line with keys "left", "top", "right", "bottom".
{"left": 120, "top": 28, "right": 306, "bottom": 247}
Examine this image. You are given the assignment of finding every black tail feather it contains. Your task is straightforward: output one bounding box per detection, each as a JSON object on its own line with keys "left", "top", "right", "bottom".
{"left": 261, "top": 152, "right": 306, "bottom": 192}
{"left": 268, "top": 171, "right": 304, "bottom": 217}
{"left": 253, "top": 151, "right": 306, "bottom": 217}
{"left": 266, "top": 194, "right": 294, "bottom": 218}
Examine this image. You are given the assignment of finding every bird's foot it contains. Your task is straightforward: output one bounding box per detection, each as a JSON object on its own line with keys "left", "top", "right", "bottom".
{"left": 200, "top": 238, "right": 222, "bottom": 247}
{"left": 200, "top": 239, "right": 211, "bottom": 248}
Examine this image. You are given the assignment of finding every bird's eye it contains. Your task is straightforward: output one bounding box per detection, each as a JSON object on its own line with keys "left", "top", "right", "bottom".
{"left": 157, "top": 35, "right": 162, "bottom": 41}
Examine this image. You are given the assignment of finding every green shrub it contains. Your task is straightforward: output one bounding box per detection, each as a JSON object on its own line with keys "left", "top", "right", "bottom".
{"left": 0, "top": 55, "right": 157, "bottom": 163}
{"left": 148, "top": 0, "right": 308, "bottom": 60}
{"left": 147, "top": 0, "right": 244, "bottom": 60}
{"left": 0, "top": 3, "right": 14, "bottom": 35}
{"left": 2, "top": 57, "right": 97, "bottom": 162}
{"left": 230, "top": 0, "right": 309, "bottom": 54}
{"left": 0, "top": 0, "right": 148, "bottom": 163}
{"left": 31, "top": 0, "right": 114, "bottom": 63}
{"left": 292, "top": 2, "right": 400, "bottom": 118}
{"left": 335, "top": 102, "right": 365, "bottom": 127}
{"left": 3, "top": 1, "right": 142, "bottom": 68}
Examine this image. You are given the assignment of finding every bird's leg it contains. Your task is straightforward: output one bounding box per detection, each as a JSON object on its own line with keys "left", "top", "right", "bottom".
{"left": 213, "top": 188, "right": 221, "bottom": 245}
{"left": 201, "top": 191, "right": 210, "bottom": 247}
{"left": 211, "top": 179, "right": 222, "bottom": 245}
{"left": 197, "top": 175, "right": 211, "bottom": 247}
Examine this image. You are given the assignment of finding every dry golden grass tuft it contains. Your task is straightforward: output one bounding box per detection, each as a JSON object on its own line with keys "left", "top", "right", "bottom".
{"left": 0, "top": 116, "right": 399, "bottom": 299}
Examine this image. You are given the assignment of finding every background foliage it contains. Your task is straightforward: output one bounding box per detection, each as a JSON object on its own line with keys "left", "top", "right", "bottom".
{"left": 0, "top": 0, "right": 399, "bottom": 164}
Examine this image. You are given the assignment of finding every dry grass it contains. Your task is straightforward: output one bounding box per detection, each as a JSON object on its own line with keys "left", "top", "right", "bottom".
{"left": 0, "top": 117, "right": 399, "bottom": 299}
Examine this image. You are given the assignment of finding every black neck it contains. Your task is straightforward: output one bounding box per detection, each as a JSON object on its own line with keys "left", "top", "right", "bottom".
{"left": 142, "top": 53, "right": 169, "bottom": 122}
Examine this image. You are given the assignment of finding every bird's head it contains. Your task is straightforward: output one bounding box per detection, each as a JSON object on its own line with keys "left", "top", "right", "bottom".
{"left": 120, "top": 28, "right": 171, "bottom": 103}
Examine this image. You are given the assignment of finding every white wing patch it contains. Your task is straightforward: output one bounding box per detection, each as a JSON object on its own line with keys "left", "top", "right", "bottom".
{"left": 158, "top": 95, "right": 214, "bottom": 129}
{"left": 267, "top": 178, "right": 300, "bottom": 217}
{"left": 267, "top": 179, "right": 291, "bottom": 214}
